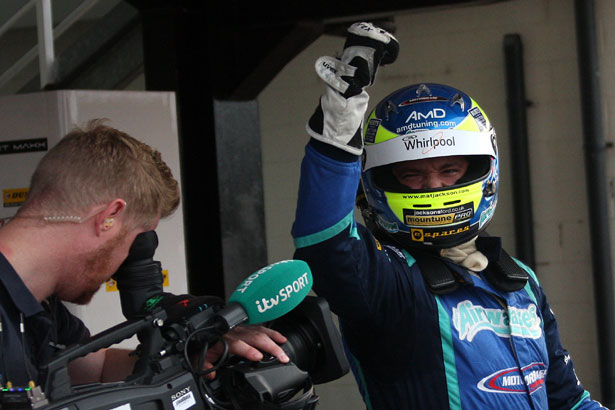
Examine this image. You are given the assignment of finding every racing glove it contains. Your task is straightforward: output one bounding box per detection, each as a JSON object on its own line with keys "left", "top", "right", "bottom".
{"left": 306, "top": 22, "right": 399, "bottom": 155}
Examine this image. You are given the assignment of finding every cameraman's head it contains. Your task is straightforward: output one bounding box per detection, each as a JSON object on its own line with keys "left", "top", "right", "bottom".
{"left": 21, "top": 119, "right": 179, "bottom": 230}
{"left": 8, "top": 119, "right": 180, "bottom": 304}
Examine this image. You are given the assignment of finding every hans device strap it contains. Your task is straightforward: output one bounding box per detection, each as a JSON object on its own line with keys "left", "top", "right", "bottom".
{"left": 413, "top": 248, "right": 529, "bottom": 295}
{"left": 412, "top": 251, "right": 460, "bottom": 295}
{"left": 483, "top": 250, "right": 530, "bottom": 292}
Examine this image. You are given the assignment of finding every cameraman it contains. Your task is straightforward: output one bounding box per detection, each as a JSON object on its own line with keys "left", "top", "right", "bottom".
{"left": 0, "top": 120, "right": 288, "bottom": 388}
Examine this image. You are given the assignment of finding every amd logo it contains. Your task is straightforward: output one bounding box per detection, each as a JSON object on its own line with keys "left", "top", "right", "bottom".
{"left": 405, "top": 108, "right": 446, "bottom": 122}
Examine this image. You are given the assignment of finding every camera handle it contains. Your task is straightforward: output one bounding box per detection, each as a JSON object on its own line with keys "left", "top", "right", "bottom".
{"left": 41, "top": 309, "right": 168, "bottom": 402}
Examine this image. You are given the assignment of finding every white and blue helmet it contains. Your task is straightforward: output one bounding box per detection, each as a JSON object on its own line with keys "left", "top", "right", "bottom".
{"left": 361, "top": 83, "right": 499, "bottom": 248}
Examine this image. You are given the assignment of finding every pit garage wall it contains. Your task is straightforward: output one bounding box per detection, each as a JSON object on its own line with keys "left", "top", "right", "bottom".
{"left": 259, "top": 0, "right": 615, "bottom": 405}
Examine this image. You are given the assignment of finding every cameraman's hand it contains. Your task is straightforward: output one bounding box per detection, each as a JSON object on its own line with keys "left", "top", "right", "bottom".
{"left": 203, "top": 325, "right": 289, "bottom": 379}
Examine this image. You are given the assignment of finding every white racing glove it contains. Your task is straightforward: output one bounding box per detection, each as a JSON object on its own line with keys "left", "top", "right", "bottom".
{"left": 306, "top": 22, "right": 399, "bottom": 155}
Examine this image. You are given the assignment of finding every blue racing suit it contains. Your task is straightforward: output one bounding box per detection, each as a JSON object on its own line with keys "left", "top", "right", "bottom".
{"left": 292, "top": 140, "right": 607, "bottom": 410}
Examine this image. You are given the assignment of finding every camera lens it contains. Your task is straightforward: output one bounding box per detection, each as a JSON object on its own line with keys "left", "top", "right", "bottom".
{"left": 272, "top": 316, "right": 322, "bottom": 375}
{"left": 268, "top": 296, "right": 349, "bottom": 385}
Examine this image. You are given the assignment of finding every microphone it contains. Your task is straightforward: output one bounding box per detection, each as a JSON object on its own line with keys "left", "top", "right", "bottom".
{"left": 216, "top": 260, "right": 313, "bottom": 330}
{"left": 138, "top": 259, "right": 312, "bottom": 333}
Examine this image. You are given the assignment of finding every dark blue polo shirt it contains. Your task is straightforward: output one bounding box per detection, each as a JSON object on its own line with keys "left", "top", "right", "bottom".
{"left": 0, "top": 252, "right": 89, "bottom": 387}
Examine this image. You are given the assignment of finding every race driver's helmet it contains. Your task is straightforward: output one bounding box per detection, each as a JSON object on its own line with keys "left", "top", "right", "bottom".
{"left": 360, "top": 83, "right": 498, "bottom": 248}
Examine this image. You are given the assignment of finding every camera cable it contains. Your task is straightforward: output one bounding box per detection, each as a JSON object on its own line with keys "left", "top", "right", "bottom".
{"left": 182, "top": 326, "right": 231, "bottom": 409}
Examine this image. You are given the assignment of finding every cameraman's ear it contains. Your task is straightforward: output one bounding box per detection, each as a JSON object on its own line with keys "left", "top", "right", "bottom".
{"left": 95, "top": 199, "right": 127, "bottom": 235}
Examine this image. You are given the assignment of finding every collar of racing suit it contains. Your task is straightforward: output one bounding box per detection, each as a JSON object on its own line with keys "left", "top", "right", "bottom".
{"left": 439, "top": 236, "right": 488, "bottom": 273}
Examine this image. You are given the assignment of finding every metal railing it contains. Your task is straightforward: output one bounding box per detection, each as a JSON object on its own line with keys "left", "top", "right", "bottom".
{"left": 0, "top": 0, "right": 101, "bottom": 91}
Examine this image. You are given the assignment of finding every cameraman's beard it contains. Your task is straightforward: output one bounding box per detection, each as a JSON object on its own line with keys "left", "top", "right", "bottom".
{"left": 70, "top": 230, "right": 128, "bottom": 305}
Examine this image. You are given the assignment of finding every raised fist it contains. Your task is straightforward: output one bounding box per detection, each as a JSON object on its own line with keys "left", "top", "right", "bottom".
{"left": 306, "top": 22, "right": 399, "bottom": 155}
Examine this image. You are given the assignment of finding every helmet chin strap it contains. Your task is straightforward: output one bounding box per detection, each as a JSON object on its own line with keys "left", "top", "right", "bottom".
{"left": 439, "top": 237, "right": 488, "bottom": 272}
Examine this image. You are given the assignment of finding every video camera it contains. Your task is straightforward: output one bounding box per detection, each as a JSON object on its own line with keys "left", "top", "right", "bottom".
{"left": 1, "top": 231, "right": 349, "bottom": 410}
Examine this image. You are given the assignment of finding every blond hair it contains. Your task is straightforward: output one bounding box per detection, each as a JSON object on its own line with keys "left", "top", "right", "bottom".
{"left": 21, "top": 119, "right": 180, "bottom": 228}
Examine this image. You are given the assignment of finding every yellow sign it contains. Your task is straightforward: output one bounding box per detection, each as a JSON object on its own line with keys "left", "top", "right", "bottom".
{"left": 2, "top": 188, "right": 29, "bottom": 207}
{"left": 162, "top": 269, "right": 169, "bottom": 287}
{"left": 105, "top": 278, "right": 118, "bottom": 291}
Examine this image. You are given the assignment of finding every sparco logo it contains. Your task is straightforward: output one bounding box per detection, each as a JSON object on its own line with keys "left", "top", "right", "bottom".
{"left": 405, "top": 109, "right": 446, "bottom": 122}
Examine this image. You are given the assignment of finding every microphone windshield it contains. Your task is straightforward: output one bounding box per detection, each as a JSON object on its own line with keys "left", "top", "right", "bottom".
{"left": 228, "top": 260, "right": 312, "bottom": 324}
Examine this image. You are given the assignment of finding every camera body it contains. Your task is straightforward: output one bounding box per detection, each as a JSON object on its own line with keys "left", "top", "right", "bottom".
{"left": 24, "top": 297, "right": 346, "bottom": 410}
{"left": 1, "top": 232, "right": 349, "bottom": 410}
